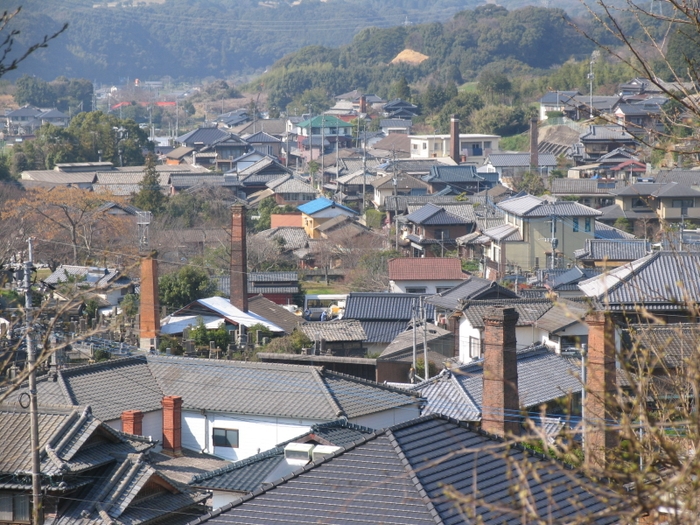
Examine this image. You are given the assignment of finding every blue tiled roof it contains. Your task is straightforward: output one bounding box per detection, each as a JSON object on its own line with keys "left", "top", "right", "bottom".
{"left": 297, "top": 197, "right": 357, "bottom": 215}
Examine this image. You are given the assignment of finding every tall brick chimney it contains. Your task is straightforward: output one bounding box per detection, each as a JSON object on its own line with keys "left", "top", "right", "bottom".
{"left": 359, "top": 95, "right": 367, "bottom": 114}
{"left": 482, "top": 306, "right": 520, "bottom": 437}
{"left": 450, "top": 115, "right": 460, "bottom": 164}
{"left": 230, "top": 204, "right": 248, "bottom": 312}
{"left": 121, "top": 410, "right": 144, "bottom": 435}
{"left": 139, "top": 254, "right": 159, "bottom": 351}
{"left": 584, "top": 311, "right": 618, "bottom": 471}
{"left": 529, "top": 117, "right": 539, "bottom": 170}
{"left": 161, "top": 395, "right": 183, "bottom": 457}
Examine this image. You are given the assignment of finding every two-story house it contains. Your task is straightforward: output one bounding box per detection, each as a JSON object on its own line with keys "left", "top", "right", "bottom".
{"left": 550, "top": 178, "right": 625, "bottom": 209}
{"left": 388, "top": 257, "right": 468, "bottom": 294}
{"left": 295, "top": 115, "right": 353, "bottom": 151}
{"left": 371, "top": 172, "right": 430, "bottom": 207}
{"left": 572, "top": 125, "right": 638, "bottom": 165}
{"left": 399, "top": 202, "right": 476, "bottom": 256}
{"left": 482, "top": 194, "right": 601, "bottom": 276}
{"left": 298, "top": 197, "right": 358, "bottom": 239}
{"left": 410, "top": 133, "right": 500, "bottom": 164}
{"left": 599, "top": 181, "right": 700, "bottom": 237}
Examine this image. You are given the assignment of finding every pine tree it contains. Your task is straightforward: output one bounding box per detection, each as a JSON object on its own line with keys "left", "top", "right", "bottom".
{"left": 133, "top": 153, "right": 166, "bottom": 214}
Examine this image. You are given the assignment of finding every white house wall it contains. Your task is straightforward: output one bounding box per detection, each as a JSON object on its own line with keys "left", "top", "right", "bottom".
{"left": 182, "top": 410, "right": 322, "bottom": 461}
{"left": 390, "top": 279, "right": 465, "bottom": 294}
{"left": 458, "top": 319, "right": 539, "bottom": 362}
{"left": 105, "top": 410, "right": 162, "bottom": 447}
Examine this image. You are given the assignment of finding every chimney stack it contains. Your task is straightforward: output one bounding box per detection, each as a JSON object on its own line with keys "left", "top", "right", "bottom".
{"left": 161, "top": 395, "right": 183, "bottom": 457}
{"left": 121, "top": 410, "right": 144, "bottom": 435}
{"left": 482, "top": 306, "right": 520, "bottom": 437}
{"left": 230, "top": 204, "right": 248, "bottom": 312}
{"left": 359, "top": 95, "right": 367, "bottom": 114}
{"left": 450, "top": 115, "right": 460, "bottom": 164}
{"left": 139, "top": 255, "right": 159, "bottom": 351}
{"left": 529, "top": 117, "right": 539, "bottom": 170}
{"left": 584, "top": 311, "right": 618, "bottom": 471}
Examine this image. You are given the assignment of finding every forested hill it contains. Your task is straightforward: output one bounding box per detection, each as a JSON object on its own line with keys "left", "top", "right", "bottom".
{"left": 261, "top": 4, "right": 595, "bottom": 110}
{"left": 9, "top": 0, "right": 590, "bottom": 83}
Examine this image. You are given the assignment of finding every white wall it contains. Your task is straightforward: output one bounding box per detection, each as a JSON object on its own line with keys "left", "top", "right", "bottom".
{"left": 352, "top": 405, "right": 421, "bottom": 430}
{"left": 458, "top": 319, "right": 539, "bottom": 362}
{"left": 182, "top": 410, "right": 322, "bottom": 461}
{"left": 106, "top": 410, "right": 162, "bottom": 445}
{"left": 390, "top": 279, "right": 465, "bottom": 294}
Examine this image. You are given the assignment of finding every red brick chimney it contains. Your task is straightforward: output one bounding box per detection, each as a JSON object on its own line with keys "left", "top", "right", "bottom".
{"left": 482, "top": 306, "right": 520, "bottom": 437}
{"left": 121, "top": 410, "right": 144, "bottom": 435}
{"left": 161, "top": 395, "right": 183, "bottom": 457}
{"left": 450, "top": 115, "right": 460, "bottom": 164}
{"left": 584, "top": 311, "right": 618, "bottom": 471}
{"left": 529, "top": 117, "right": 539, "bottom": 170}
{"left": 139, "top": 255, "right": 159, "bottom": 351}
{"left": 230, "top": 204, "right": 248, "bottom": 312}
{"left": 359, "top": 95, "right": 367, "bottom": 114}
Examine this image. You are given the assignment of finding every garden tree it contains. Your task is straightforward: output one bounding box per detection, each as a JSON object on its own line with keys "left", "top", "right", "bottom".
{"left": 263, "top": 328, "right": 312, "bottom": 354}
{"left": 2, "top": 186, "right": 133, "bottom": 265}
{"left": 247, "top": 236, "right": 294, "bottom": 273}
{"left": 348, "top": 249, "right": 400, "bottom": 292}
{"left": 435, "top": 91, "right": 484, "bottom": 132}
{"left": 14, "top": 74, "right": 55, "bottom": 107}
{"left": 286, "top": 87, "right": 333, "bottom": 116}
{"left": 253, "top": 197, "right": 294, "bottom": 232}
{"left": 470, "top": 104, "right": 534, "bottom": 136}
{"left": 14, "top": 75, "right": 93, "bottom": 113}
{"left": 420, "top": 82, "right": 457, "bottom": 114}
{"left": 511, "top": 171, "right": 547, "bottom": 196}
{"left": 389, "top": 76, "right": 411, "bottom": 101}
{"left": 132, "top": 154, "right": 166, "bottom": 214}
{"left": 158, "top": 265, "right": 217, "bottom": 311}
{"left": 189, "top": 317, "right": 230, "bottom": 352}
{"left": 477, "top": 69, "right": 512, "bottom": 104}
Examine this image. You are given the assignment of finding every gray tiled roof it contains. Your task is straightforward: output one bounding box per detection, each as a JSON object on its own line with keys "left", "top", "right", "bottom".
{"left": 189, "top": 415, "right": 621, "bottom": 525}
{"left": 300, "top": 319, "right": 366, "bottom": 342}
{"left": 252, "top": 227, "right": 309, "bottom": 251}
{"left": 575, "top": 239, "right": 650, "bottom": 261}
{"left": 551, "top": 178, "right": 626, "bottom": 195}
{"left": 580, "top": 125, "right": 636, "bottom": 141}
{"left": 482, "top": 223, "right": 522, "bottom": 242}
{"left": 499, "top": 194, "right": 601, "bottom": 217}
{"left": 58, "top": 356, "right": 163, "bottom": 422}
{"left": 487, "top": 152, "right": 557, "bottom": 167}
{"left": 621, "top": 323, "right": 700, "bottom": 369}
{"left": 406, "top": 201, "right": 477, "bottom": 222}
{"left": 147, "top": 355, "right": 418, "bottom": 419}
{"left": 176, "top": 127, "right": 232, "bottom": 146}
{"left": 460, "top": 298, "right": 554, "bottom": 329}
{"left": 612, "top": 181, "right": 700, "bottom": 198}
{"left": 45, "top": 265, "right": 123, "bottom": 289}
{"left": 383, "top": 194, "right": 461, "bottom": 212}
{"left": 594, "top": 221, "right": 637, "bottom": 240}
{"left": 248, "top": 295, "right": 303, "bottom": 334}
{"left": 404, "top": 202, "right": 473, "bottom": 225}
{"left": 539, "top": 90, "right": 580, "bottom": 104}
{"left": 424, "top": 164, "right": 481, "bottom": 182}
{"left": 266, "top": 175, "right": 314, "bottom": 194}
{"left": 411, "top": 347, "right": 582, "bottom": 421}
{"left": 578, "top": 250, "right": 700, "bottom": 309}
{"left": 656, "top": 169, "right": 700, "bottom": 187}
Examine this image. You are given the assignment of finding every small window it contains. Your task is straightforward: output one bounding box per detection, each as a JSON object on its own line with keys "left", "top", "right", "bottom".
{"left": 422, "top": 143, "right": 427, "bottom": 150}
{"left": 585, "top": 218, "right": 591, "bottom": 232}
{"left": 406, "top": 287, "right": 427, "bottom": 294}
{"left": 672, "top": 199, "right": 694, "bottom": 208}
{"left": 413, "top": 143, "right": 417, "bottom": 150}
{"left": 213, "top": 428, "right": 239, "bottom": 448}
{"left": 573, "top": 217, "right": 579, "bottom": 232}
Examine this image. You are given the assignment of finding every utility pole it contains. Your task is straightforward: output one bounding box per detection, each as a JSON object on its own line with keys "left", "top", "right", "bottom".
{"left": 421, "top": 296, "right": 428, "bottom": 380}
{"left": 412, "top": 298, "right": 417, "bottom": 379}
{"left": 361, "top": 118, "right": 367, "bottom": 214}
{"left": 392, "top": 148, "right": 398, "bottom": 250}
{"left": 548, "top": 200, "right": 558, "bottom": 270}
{"left": 24, "top": 238, "right": 42, "bottom": 524}
{"left": 321, "top": 115, "right": 325, "bottom": 190}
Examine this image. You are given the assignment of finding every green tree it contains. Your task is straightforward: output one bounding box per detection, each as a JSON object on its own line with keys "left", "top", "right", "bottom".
{"left": 132, "top": 154, "right": 166, "bottom": 214}
{"left": 477, "top": 70, "right": 512, "bottom": 103}
{"left": 470, "top": 104, "right": 532, "bottom": 136}
{"left": 190, "top": 317, "right": 230, "bottom": 351}
{"left": 159, "top": 265, "right": 217, "bottom": 311}
{"left": 512, "top": 171, "right": 546, "bottom": 196}
{"left": 14, "top": 75, "right": 55, "bottom": 107}
{"left": 614, "top": 217, "right": 632, "bottom": 233}
{"left": 120, "top": 293, "right": 139, "bottom": 317}
{"left": 389, "top": 76, "right": 411, "bottom": 101}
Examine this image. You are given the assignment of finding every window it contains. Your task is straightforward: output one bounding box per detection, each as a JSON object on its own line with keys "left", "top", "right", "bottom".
{"left": 434, "top": 229, "right": 450, "bottom": 239}
{"left": 213, "top": 428, "right": 239, "bottom": 448}
{"left": 573, "top": 217, "right": 579, "bottom": 232}
{"left": 436, "top": 287, "right": 452, "bottom": 294}
{"left": 632, "top": 198, "right": 648, "bottom": 208}
{"left": 469, "top": 337, "right": 482, "bottom": 359}
{"left": 672, "top": 199, "right": 694, "bottom": 208}
{"left": 422, "top": 142, "right": 427, "bottom": 150}
{"left": 484, "top": 141, "right": 492, "bottom": 149}
{"left": 406, "top": 287, "right": 427, "bottom": 294}
{"left": 0, "top": 492, "right": 30, "bottom": 522}
{"left": 585, "top": 218, "right": 591, "bottom": 232}
{"left": 413, "top": 143, "right": 417, "bottom": 150}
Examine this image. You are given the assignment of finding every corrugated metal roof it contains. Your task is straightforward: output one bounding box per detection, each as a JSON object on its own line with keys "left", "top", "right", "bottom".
{"left": 297, "top": 197, "right": 356, "bottom": 215}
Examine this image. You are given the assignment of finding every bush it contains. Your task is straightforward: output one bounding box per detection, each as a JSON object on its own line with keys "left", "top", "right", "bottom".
{"left": 93, "top": 348, "right": 111, "bottom": 362}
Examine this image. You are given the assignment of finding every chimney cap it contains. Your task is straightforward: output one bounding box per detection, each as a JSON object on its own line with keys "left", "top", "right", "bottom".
{"left": 483, "top": 305, "right": 519, "bottom": 322}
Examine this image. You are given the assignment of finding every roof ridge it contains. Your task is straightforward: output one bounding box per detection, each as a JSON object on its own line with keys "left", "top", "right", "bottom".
{"left": 386, "top": 427, "right": 445, "bottom": 525}
{"left": 322, "top": 368, "right": 422, "bottom": 398}
{"left": 312, "top": 368, "right": 345, "bottom": 418}
{"left": 190, "top": 446, "right": 284, "bottom": 484}
{"left": 60, "top": 355, "right": 147, "bottom": 377}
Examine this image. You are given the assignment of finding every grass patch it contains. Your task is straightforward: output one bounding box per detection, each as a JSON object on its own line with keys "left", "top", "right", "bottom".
{"left": 458, "top": 82, "right": 478, "bottom": 93}
{"left": 500, "top": 133, "right": 529, "bottom": 152}
{"left": 302, "top": 281, "right": 348, "bottom": 295}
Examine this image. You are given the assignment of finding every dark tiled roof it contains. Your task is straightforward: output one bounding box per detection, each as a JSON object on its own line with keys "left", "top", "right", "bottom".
{"left": 344, "top": 292, "right": 434, "bottom": 321}
{"left": 190, "top": 415, "right": 622, "bottom": 525}
{"left": 612, "top": 181, "right": 700, "bottom": 198}
{"left": 426, "top": 277, "right": 518, "bottom": 310}
{"left": 360, "top": 320, "right": 410, "bottom": 343}
{"left": 580, "top": 125, "right": 636, "bottom": 142}
{"left": 190, "top": 419, "right": 376, "bottom": 492}
{"left": 578, "top": 251, "right": 700, "bottom": 309}
{"left": 383, "top": 194, "right": 460, "bottom": 213}
{"left": 411, "top": 347, "right": 582, "bottom": 420}
{"left": 251, "top": 227, "right": 308, "bottom": 251}
{"left": 404, "top": 202, "right": 473, "bottom": 225}
{"left": 499, "top": 194, "right": 601, "bottom": 217}
{"left": 539, "top": 90, "right": 580, "bottom": 104}
{"left": 424, "top": 164, "right": 480, "bottom": 182}
{"left": 177, "top": 127, "right": 232, "bottom": 146}
{"left": 551, "top": 178, "right": 626, "bottom": 194}
{"left": 656, "top": 169, "right": 700, "bottom": 187}
{"left": 594, "top": 221, "right": 637, "bottom": 239}
{"left": 248, "top": 295, "right": 303, "bottom": 334}
{"left": 621, "top": 323, "right": 700, "bottom": 369}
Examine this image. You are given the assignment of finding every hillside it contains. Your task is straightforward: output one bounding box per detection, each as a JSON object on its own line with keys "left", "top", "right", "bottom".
{"left": 7, "top": 0, "right": 595, "bottom": 83}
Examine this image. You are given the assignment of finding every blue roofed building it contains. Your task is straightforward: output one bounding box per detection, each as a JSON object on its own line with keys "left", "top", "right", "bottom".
{"left": 298, "top": 197, "right": 358, "bottom": 239}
